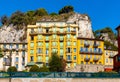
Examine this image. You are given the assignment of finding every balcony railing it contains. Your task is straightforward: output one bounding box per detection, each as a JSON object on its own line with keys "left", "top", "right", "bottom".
{"left": 84, "top": 43, "right": 90, "bottom": 47}
{"left": 109, "top": 55, "right": 114, "bottom": 58}
{"left": 84, "top": 57, "right": 90, "bottom": 62}
{"left": 29, "top": 31, "right": 38, "bottom": 36}
{"left": 93, "top": 58, "right": 99, "bottom": 62}
{"left": 93, "top": 44, "right": 99, "bottom": 48}
{"left": 79, "top": 50, "right": 102, "bottom": 55}
{"left": 42, "top": 32, "right": 52, "bottom": 35}
{"left": 57, "top": 31, "right": 66, "bottom": 35}
{"left": 0, "top": 72, "right": 120, "bottom": 78}
{"left": 71, "top": 30, "right": 76, "bottom": 35}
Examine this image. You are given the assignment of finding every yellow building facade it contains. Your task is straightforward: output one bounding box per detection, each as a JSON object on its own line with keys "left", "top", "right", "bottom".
{"left": 27, "top": 21, "right": 78, "bottom": 68}
{"left": 104, "top": 49, "right": 118, "bottom": 71}
{"left": 77, "top": 38, "right": 104, "bottom": 65}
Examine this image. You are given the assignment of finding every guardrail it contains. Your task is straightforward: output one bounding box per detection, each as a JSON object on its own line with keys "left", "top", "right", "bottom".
{"left": 0, "top": 72, "right": 120, "bottom": 78}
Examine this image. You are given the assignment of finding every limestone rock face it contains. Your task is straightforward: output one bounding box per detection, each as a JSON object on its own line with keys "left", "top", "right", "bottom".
{"left": 0, "top": 25, "right": 26, "bottom": 43}
{"left": 67, "top": 13, "right": 94, "bottom": 38}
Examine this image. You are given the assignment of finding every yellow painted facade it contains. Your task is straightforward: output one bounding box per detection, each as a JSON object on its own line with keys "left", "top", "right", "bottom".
{"left": 27, "top": 21, "right": 78, "bottom": 68}
{"left": 77, "top": 38, "right": 104, "bottom": 65}
{"left": 104, "top": 49, "right": 118, "bottom": 68}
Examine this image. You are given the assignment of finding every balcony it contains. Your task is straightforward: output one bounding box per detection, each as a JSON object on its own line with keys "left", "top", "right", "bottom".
{"left": 79, "top": 50, "right": 102, "bottom": 55}
{"left": 57, "top": 31, "right": 66, "bottom": 35}
{"left": 59, "top": 38, "right": 64, "bottom": 41}
{"left": 66, "top": 59, "right": 72, "bottom": 63}
{"left": 45, "top": 38, "right": 50, "bottom": 42}
{"left": 93, "top": 44, "right": 99, "bottom": 48}
{"left": 71, "top": 30, "right": 76, "bottom": 35}
{"left": 84, "top": 43, "right": 90, "bottom": 47}
{"left": 29, "top": 31, "right": 38, "bottom": 36}
{"left": 36, "top": 60, "right": 43, "bottom": 64}
{"left": 42, "top": 31, "right": 52, "bottom": 35}
{"left": 93, "top": 58, "right": 99, "bottom": 62}
{"left": 109, "top": 55, "right": 114, "bottom": 58}
{"left": 84, "top": 57, "right": 90, "bottom": 62}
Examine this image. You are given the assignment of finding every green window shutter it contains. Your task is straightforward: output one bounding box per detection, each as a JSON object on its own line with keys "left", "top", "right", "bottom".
{"left": 60, "top": 28, "right": 63, "bottom": 32}
{"left": 38, "top": 56, "right": 42, "bottom": 62}
{"left": 46, "top": 56, "right": 49, "bottom": 61}
{"left": 46, "top": 43, "right": 49, "bottom": 48}
{"left": 67, "top": 42, "right": 70, "bottom": 46}
{"left": 30, "top": 42, "right": 34, "bottom": 48}
{"left": 46, "top": 36, "right": 49, "bottom": 40}
{"left": 67, "top": 34, "right": 70, "bottom": 38}
{"left": 38, "top": 42, "right": 42, "bottom": 46}
{"left": 53, "top": 28, "right": 56, "bottom": 32}
{"left": 60, "top": 42, "right": 63, "bottom": 47}
{"left": 60, "top": 49, "right": 63, "bottom": 55}
{"left": 38, "top": 35, "right": 42, "bottom": 40}
{"left": 30, "top": 50, "right": 34, "bottom": 54}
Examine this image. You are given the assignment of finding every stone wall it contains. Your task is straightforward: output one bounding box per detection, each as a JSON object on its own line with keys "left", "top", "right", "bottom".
{"left": 1, "top": 78, "right": 120, "bottom": 82}
{"left": 66, "top": 64, "right": 104, "bottom": 72}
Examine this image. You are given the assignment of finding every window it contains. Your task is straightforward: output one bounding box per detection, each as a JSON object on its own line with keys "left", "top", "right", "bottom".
{"left": 23, "top": 44, "right": 25, "bottom": 48}
{"left": 60, "top": 42, "right": 63, "bottom": 48}
{"left": 60, "top": 28, "right": 63, "bottom": 32}
{"left": 74, "top": 55, "right": 76, "bottom": 60}
{"left": 80, "top": 47, "right": 83, "bottom": 52}
{"left": 74, "top": 63, "right": 76, "bottom": 66}
{"left": 110, "top": 59, "right": 112, "bottom": 63}
{"left": 67, "top": 55, "right": 71, "bottom": 60}
{"left": 38, "top": 35, "right": 42, "bottom": 40}
{"left": 66, "top": 48, "right": 71, "bottom": 53}
{"left": 31, "top": 36, "right": 34, "bottom": 40}
{"left": 9, "top": 44, "right": 12, "bottom": 49}
{"left": 80, "top": 40, "right": 83, "bottom": 45}
{"left": 3, "top": 44, "right": 6, "bottom": 48}
{"left": 67, "top": 27, "right": 70, "bottom": 32}
{"left": 46, "top": 49, "right": 49, "bottom": 55}
{"left": 30, "top": 42, "right": 34, "bottom": 48}
{"left": 22, "top": 57, "right": 25, "bottom": 62}
{"left": 67, "top": 34, "right": 70, "bottom": 38}
{"left": 22, "top": 51, "right": 25, "bottom": 55}
{"left": 37, "top": 48, "right": 42, "bottom": 54}
{"left": 90, "top": 48, "right": 92, "bottom": 52}
{"left": 16, "top": 44, "right": 19, "bottom": 49}
{"left": 37, "top": 56, "right": 42, "bottom": 62}
{"left": 30, "top": 56, "right": 34, "bottom": 61}
{"left": 74, "top": 48, "right": 76, "bottom": 52}
{"left": 60, "top": 49, "right": 63, "bottom": 55}
{"left": 90, "top": 55, "right": 92, "bottom": 58}
{"left": 67, "top": 41, "right": 70, "bottom": 46}
{"left": 16, "top": 57, "right": 19, "bottom": 62}
{"left": 106, "top": 59, "right": 108, "bottom": 63}
{"left": 30, "top": 50, "right": 34, "bottom": 54}
{"left": 38, "top": 42, "right": 42, "bottom": 46}
{"left": 46, "top": 56, "right": 49, "bottom": 62}
{"left": 46, "top": 42, "right": 49, "bottom": 48}
{"left": 46, "top": 29, "right": 49, "bottom": 33}
{"left": 16, "top": 64, "right": 18, "bottom": 69}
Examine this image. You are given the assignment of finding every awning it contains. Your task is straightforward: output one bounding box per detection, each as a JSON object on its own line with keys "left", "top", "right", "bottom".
{"left": 26, "top": 62, "right": 35, "bottom": 66}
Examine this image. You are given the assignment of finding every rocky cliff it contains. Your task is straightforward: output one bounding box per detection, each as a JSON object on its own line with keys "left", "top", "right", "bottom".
{"left": 0, "top": 25, "right": 26, "bottom": 43}
{"left": 67, "top": 13, "right": 94, "bottom": 38}
{"left": 0, "top": 13, "right": 94, "bottom": 43}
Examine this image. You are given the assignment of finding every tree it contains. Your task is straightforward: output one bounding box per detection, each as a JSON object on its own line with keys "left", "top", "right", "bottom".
{"left": 39, "top": 64, "right": 49, "bottom": 72}
{"left": 34, "top": 8, "right": 48, "bottom": 16}
{"left": 59, "top": 5, "right": 74, "bottom": 14}
{"left": 9, "top": 11, "right": 27, "bottom": 27}
{"left": 0, "top": 15, "right": 9, "bottom": 25}
{"left": 50, "top": 12, "right": 58, "bottom": 16}
{"left": 49, "top": 52, "right": 66, "bottom": 72}
{"left": 7, "top": 66, "right": 17, "bottom": 72}
{"left": 29, "top": 65, "right": 39, "bottom": 72}
{"left": 0, "top": 48, "right": 3, "bottom": 58}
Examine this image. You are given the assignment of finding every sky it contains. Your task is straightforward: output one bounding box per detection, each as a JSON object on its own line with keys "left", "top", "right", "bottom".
{"left": 0, "top": 0, "right": 120, "bottom": 32}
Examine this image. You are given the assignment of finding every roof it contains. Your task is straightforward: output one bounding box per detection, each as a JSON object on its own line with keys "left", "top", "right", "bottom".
{"left": 116, "top": 25, "right": 120, "bottom": 30}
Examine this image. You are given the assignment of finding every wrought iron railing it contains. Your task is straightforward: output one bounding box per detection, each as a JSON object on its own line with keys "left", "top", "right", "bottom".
{"left": 0, "top": 72, "right": 120, "bottom": 78}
